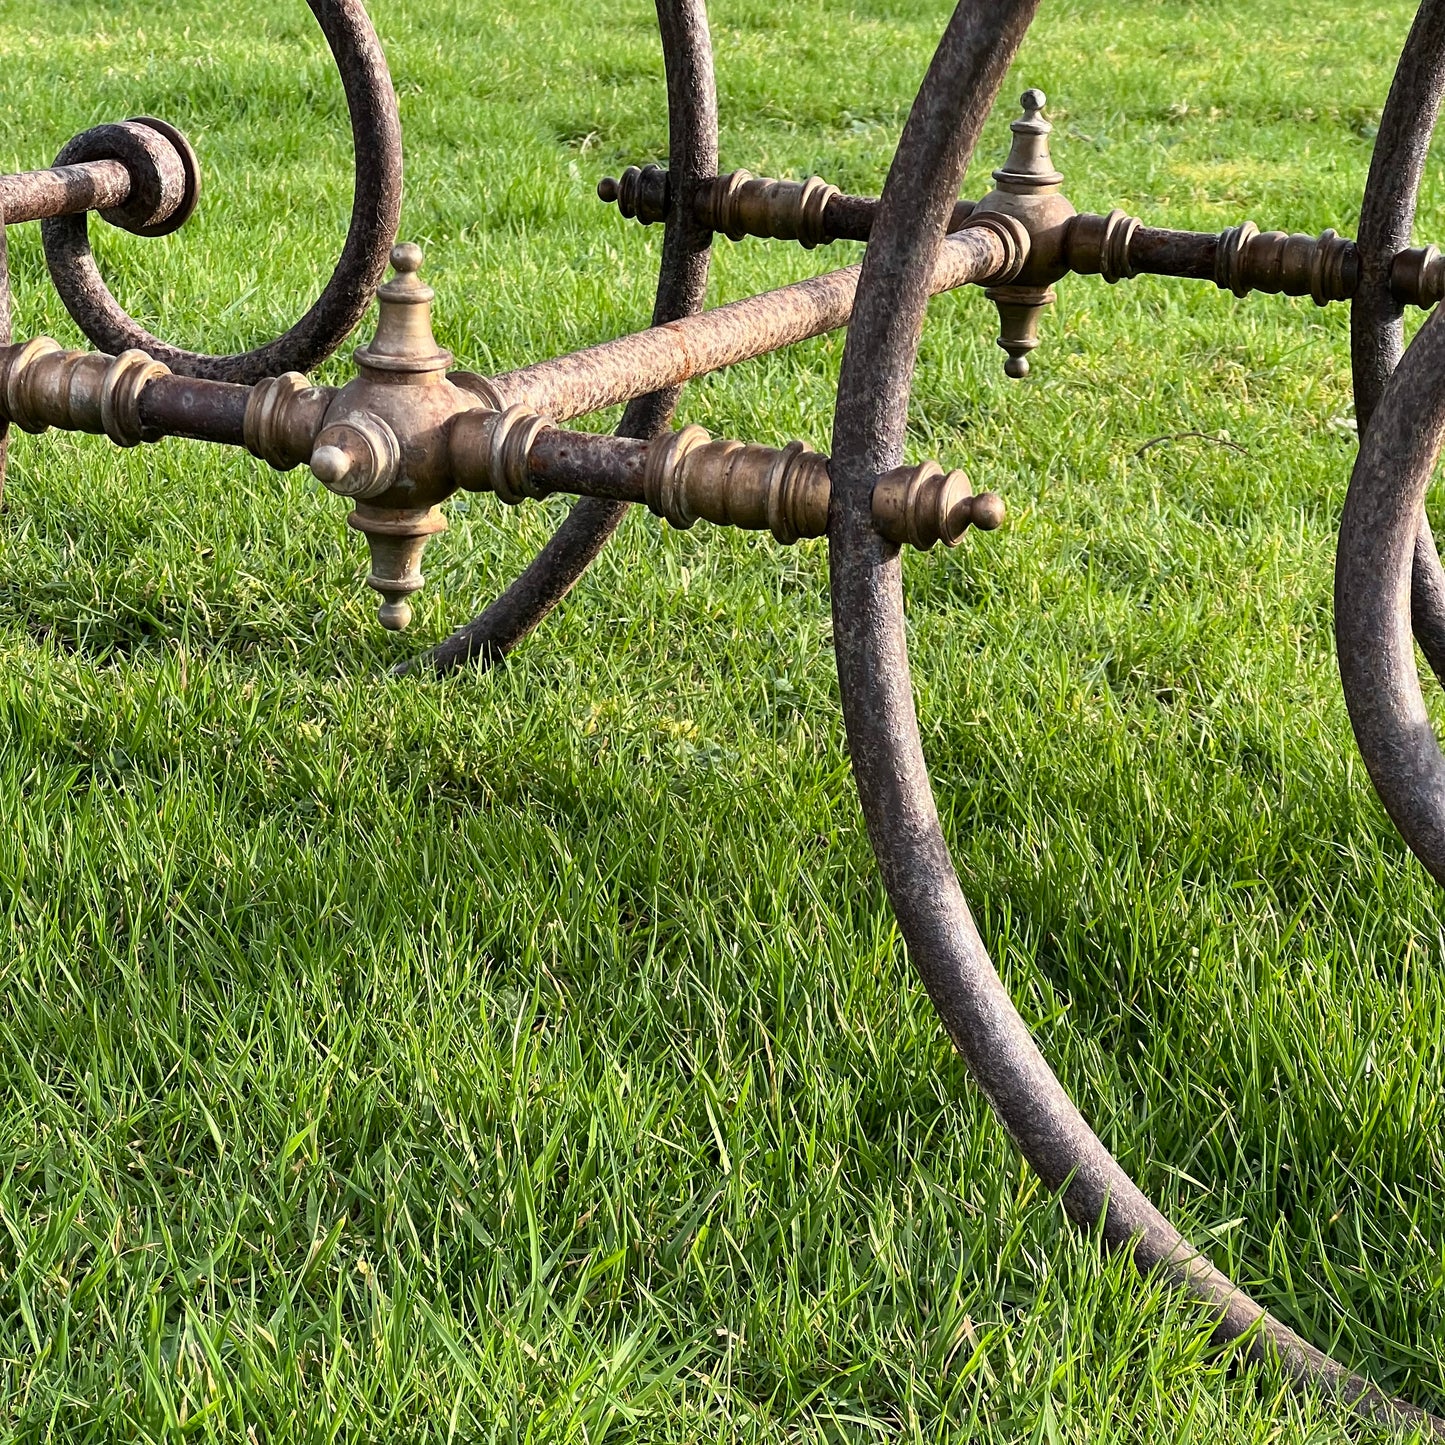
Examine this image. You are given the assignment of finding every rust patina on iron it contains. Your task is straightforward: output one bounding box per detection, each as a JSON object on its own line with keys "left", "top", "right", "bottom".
{"left": 2, "top": 0, "right": 1445, "bottom": 1433}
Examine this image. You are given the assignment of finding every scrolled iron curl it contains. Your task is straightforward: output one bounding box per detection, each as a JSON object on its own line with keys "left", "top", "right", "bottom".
{"left": 39, "top": 0, "right": 402, "bottom": 385}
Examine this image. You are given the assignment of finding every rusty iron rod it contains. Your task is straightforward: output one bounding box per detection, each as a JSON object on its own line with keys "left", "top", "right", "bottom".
{"left": 1122, "top": 225, "right": 1216, "bottom": 283}
{"left": 487, "top": 223, "right": 1012, "bottom": 421}
{"left": 520, "top": 427, "right": 649, "bottom": 501}
{"left": 604, "top": 166, "right": 1445, "bottom": 310}
{"left": 821, "top": 194, "right": 975, "bottom": 243}
{"left": 138, "top": 375, "right": 252, "bottom": 447}
{"left": 0, "top": 160, "right": 133, "bottom": 225}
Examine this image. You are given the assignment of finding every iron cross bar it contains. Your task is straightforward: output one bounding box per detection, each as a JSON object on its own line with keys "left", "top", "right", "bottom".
{"left": 603, "top": 90, "right": 1444, "bottom": 377}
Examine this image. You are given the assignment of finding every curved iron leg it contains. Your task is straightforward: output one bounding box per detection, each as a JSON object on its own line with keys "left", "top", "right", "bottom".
{"left": 0, "top": 208, "right": 8, "bottom": 505}
{"left": 1353, "top": 0, "right": 1445, "bottom": 684}
{"left": 404, "top": 0, "right": 719, "bottom": 675}
{"left": 1338, "top": 304, "right": 1445, "bottom": 892}
{"left": 827, "top": 1, "right": 1444, "bottom": 1433}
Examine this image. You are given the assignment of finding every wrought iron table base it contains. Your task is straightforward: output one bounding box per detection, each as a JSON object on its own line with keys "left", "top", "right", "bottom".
{"left": 3, "top": 0, "right": 1444, "bottom": 1432}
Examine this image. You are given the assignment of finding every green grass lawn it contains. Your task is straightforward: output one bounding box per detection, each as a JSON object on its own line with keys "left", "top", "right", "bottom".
{"left": 3, "top": 0, "right": 1445, "bottom": 1438}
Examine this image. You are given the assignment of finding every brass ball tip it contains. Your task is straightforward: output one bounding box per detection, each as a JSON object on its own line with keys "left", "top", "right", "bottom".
{"left": 970, "top": 491, "right": 1006, "bottom": 530}
{"left": 390, "top": 242, "right": 424, "bottom": 276}
{"left": 1020, "top": 88, "right": 1047, "bottom": 115}
{"left": 378, "top": 596, "right": 413, "bottom": 631}
{"left": 598, "top": 176, "right": 619, "bottom": 203}
{"left": 1004, "top": 354, "right": 1031, "bottom": 379}
{"left": 310, "top": 444, "right": 353, "bottom": 491}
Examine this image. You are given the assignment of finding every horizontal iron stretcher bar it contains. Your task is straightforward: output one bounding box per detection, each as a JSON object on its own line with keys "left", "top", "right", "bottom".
{"left": 0, "top": 221, "right": 1018, "bottom": 449}
{"left": 0, "top": 227, "right": 1011, "bottom": 561}
{"left": 600, "top": 163, "right": 1445, "bottom": 310}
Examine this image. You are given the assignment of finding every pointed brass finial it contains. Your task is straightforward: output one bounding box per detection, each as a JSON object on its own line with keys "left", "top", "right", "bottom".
{"left": 354, "top": 243, "right": 453, "bottom": 380}
{"left": 994, "top": 89, "right": 1064, "bottom": 190}
{"left": 347, "top": 503, "right": 449, "bottom": 631}
{"left": 967, "top": 88, "right": 1076, "bottom": 378}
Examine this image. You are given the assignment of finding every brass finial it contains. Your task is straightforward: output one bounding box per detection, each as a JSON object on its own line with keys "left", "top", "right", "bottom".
{"left": 968, "top": 88, "right": 1076, "bottom": 378}
{"left": 993, "top": 89, "right": 1064, "bottom": 191}
{"left": 354, "top": 243, "right": 453, "bottom": 380}
{"left": 598, "top": 164, "right": 671, "bottom": 225}
{"left": 346, "top": 504, "right": 449, "bottom": 632}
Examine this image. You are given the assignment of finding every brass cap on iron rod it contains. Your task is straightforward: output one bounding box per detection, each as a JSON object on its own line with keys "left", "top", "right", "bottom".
{"left": 0, "top": 337, "right": 170, "bottom": 446}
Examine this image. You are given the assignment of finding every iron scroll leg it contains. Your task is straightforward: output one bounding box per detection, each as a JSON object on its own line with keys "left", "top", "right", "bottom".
{"left": 828, "top": 0, "right": 1445, "bottom": 1434}
{"left": 402, "top": 0, "right": 720, "bottom": 676}
{"left": 0, "top": 206, "right": 9, "bottom": 506}
{"left": 1353, "top": 0, "right": 1445, "bottom": 687}
{"left": 38, "top": 0, "right": 402, "bottom": 384}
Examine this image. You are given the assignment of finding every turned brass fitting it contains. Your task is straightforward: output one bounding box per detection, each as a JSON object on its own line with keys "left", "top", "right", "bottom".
{"left": 1066, "top": 209, "right": 1140, "bottom": 285}
{"left": 310, "top": 414, "right": 402, "bottom": 500}
{"left": 597, "top": 164, "right": 670, "bottom": 225}
{"left": 872, "top": 462, "right": 1005, "bottom": 548}
{"left": 0, "top": 339, "right": 170, "bottom": 446}
{"left": 452, "top": 404, "right": 1004, "bottom": 551}
{"left": 967, "top": 89, "right": 1076, "bottom": 378}
{"left": 346, "top": 503, "right": 449, "bottom": 631}
{"left": 450, "top": 403, "right": 555, "bottom": 507}
{"left": 1393, "top": 244, "right": 1445, "bottom": 309}
{"left": 696, "top": 171, "right": 842, "bottom": 248}
{"left": 645, "top": 426, "right": 832, "bottom": 541}
{"left": 1213, "top": 222, "right": 1357, "bottom": 303}
{"left": 600, "top": 165, "right": 844, "bottom": 247}
{"left": 645, "top": 427, "right": 1003, "bottom": 547}
{"left": 278, "top": 242, "right": 486, "bottom": 631}
{"left": 244, "top": 371, "right": 336, "bottom": 471}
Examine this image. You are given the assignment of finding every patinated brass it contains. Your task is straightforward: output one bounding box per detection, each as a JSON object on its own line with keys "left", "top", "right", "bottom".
{"left": 1390, "top": 244, "right": 1445, "bottom": 308}
{"left": 300, "top": 242, "right": 487, "bottom": 629}
{"left": 872, "top": 462, "right": 1006, "bottom": 548}
{"left": 311, "top": 413, "right": 402, "bottom": 500}
{"left": 244, "top": 371, "right": 336, "bottom": 471}
{"left": 601, "top": 89, "right": 1445, "bottom": 374}
{"left": 1065, "top": 208, "right": 1140, "bottom": 284}
{"left": 596, "top": 164, "right": 670, "bottom": 226}
{"left": 641, "top": 428, "right": 1002, "bottom": 546}
{"left": 644, "top": 425, "right": 832, "bottom": 539}
{"left": 1214, "top": 222, "right": 1357, "bottom": 302}
{"left": 965, "top": 90, "right": 1075, "bottom": 378}
{"left": 596, "top": 167, "right": 978, "bottom": 243}
{"left": 244, "top": 240, "right": 1002, "bottom": 621}
{"left": 696, "top": 171, "right": 843, "bottom": 248}
{"left": 0, "top": 338, "right": 171, "bottom": 446}
{"left": 0, "top": 236, "right": 1003, "bottom": 630}
{"left": 346, "top": 503, "right": 448, "bottom": 632}
{"left": 452, "top": 404, "right": 556, "bottom": 506}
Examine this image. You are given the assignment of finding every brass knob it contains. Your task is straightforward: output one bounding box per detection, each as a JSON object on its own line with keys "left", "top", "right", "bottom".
{"left": 872, "top": 463, "right": 1005, "bottom": 548}
{"left": 308, "top": 413, "right": 401, "bottom": 500}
